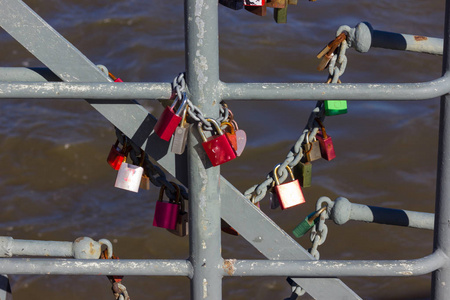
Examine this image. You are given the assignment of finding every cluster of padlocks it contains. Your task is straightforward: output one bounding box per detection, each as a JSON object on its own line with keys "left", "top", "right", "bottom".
{"left": 219, "top": 0, "right": 321, "bottom": 23}
{"left": 104, "top": 32, "right": 351, "bottom": 240}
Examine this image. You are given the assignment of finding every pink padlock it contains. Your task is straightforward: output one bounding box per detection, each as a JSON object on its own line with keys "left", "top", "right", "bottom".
{"left": 198, "top": 119, "right": 236, "bottom": 166}
{"left": 154, "top": 93, "right": 188, "bottom": 141}
{"left": 153, "top": 183, "right": 181, "bottom": 230}
{"left": 315, "top": 118, "right": 336, "bottom": 161}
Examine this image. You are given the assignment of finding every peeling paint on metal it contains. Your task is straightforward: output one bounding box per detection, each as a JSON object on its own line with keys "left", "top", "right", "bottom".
{"left": 194, "top": 50, "right": 208, "bottom": 99}
{"left": 414, "top": 35, "right": 428, "bottom": 42}
{"left": 202, "top": 240, "right": 207, "bottom": 249}
{"left": 203, "top": 278, "right": 208, "bottom": 298}
{"left": 223, "top": 259, "right": 236, "bottom": 276}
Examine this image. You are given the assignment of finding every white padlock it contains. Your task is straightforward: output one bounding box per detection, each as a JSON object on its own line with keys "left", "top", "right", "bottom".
{"left": 114, "top": 162, "right": 144, "bottom": 193}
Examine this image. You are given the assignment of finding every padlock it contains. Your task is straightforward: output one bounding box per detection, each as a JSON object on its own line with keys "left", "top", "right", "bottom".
{"left": 292, "top": 207, "right": 327, "bottom": 238}
{"left": 139, "top": 151, "right": 151, "bottom": 190}
{"left": 153, "top": 183, "right": 181, "bottom": 230}
{"left": 269, "top": 190, "right": 280, "bottom": 209}
{"left": 245, "top": 5, "right": 267, "bottom": 16}
{"left": 244, "top": 0, "right": 265, "bottom": 6}
{"left": 228, "top": 110, "right": 247, "bottom": 156}
{"left": 221, "top": 121, "right": 238, "bottom": 152}
{"left": 273, "top": 1, "right": 288, "bottom": 24}
{"left": 315, "top": 118, "right": 336, "bottom": 161}
{"left": 325, "top": 100, "right": 347, "bottom": 116}
{"left": 168, "top": 197, "right": 189, "bottom": 237}
{"left": 107, "top": 139, "right": 128, "bottom": 170}
{"left": 303, "top": 133, "right": 322, "bottom": 162}
{"left": 266, "top": 0, "right": 285, "bottom": 8}
{"left": 153, "top": 93, "right": 188, "bottom": 141}
{"left": 219, "top": 0, "right": 244, "bottom": 10}
{"left": 171, "top": 104, "right": 190, "bottom": 155}
{"left": 293, "top": 161, "right": 312, "bottom": 188}
{"left": 198, "top": 119, "right": 237, "bottom": 166}
{"left": 273, "top": 164, "right": 305, "bottom": 210}
{"left": 114, "top": 160, "right": 144, "bottom": 193}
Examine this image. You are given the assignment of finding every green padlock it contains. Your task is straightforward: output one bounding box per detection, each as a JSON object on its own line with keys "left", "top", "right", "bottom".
{"left": 293, "top": 161, "right": 312, "bottom": 188}
{"left": 324, "top": 100, "right": 347, "bottom": 116}
{"left": 292, "top": 207, "right": 327, "bottom": 238}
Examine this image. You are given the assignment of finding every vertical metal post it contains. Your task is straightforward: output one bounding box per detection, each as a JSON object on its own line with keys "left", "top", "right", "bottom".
{"left": 432, "top": 0, "right": 450, "bottom": 298}
{"left": 185, "top": 0, "right": 222, "bottom": 298}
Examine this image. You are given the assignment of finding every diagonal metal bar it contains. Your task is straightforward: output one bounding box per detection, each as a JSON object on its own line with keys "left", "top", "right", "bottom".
{"left": 0, "top": 0, "right": 360, "bottom": 299}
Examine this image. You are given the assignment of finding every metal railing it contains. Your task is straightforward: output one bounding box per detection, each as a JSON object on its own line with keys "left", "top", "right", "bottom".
{"left": 0, "top": 0, "right": 449, "bottom": 299}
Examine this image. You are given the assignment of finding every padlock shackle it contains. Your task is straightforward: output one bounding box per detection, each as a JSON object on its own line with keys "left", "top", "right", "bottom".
{"left": 180, "top": 104, "right": 189, "bottom": 127}
{"left": 206, "top": 118, "right": 224, "bottom": 135}
{"left": 197, "top": 122, "right": 207, "bottom": 142}
{"left": 315, "top": 118, "right": 328, "bottom": 139}
{"left": 220, "top": 121, "right": 236, "bottom": 135}
{"left": 307, "top": 206, "right": 327, "bottom": 222}
{"left": 158, "top": 182, "right": 181, "bottom": 205}
{"left": 273, "top": 164, "right": 295, "bottom": 186}
{"left": 175, "top": 93, "right": 188, "bottom": 116}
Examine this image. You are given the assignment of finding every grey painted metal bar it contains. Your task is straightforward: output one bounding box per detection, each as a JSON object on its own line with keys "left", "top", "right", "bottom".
{"left": 348, "top": 22, "right": 444, "bottom": 55}
{"left": 222, "top": 251, "right": 447, "bottom": 277}
{"left": 0, "top": 237, "right": 73, "bottom": 258}
{"left": 219, "top": 76, "right": 450, "bottom": 101}
{"left": 0, "top": 258, "right": 193, "bottom": 277}
{"left": 1, "top": 76, "right": 450, "bottom": 100}
{"left": 184, "top": 0, "right": 223, "bottom": 298}
{"left": 432, "top": 1, "right": 450, "bottom": 298}
{"left": 329, "top": 197, "right": 435, "bottom": 230}
{"left": 0, "top": 3, "right": 360, "bottom": 299}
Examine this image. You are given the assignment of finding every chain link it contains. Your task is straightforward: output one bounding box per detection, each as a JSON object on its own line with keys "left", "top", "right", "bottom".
{"left": 172, "top": 73, "right": 229, "bottom": 131}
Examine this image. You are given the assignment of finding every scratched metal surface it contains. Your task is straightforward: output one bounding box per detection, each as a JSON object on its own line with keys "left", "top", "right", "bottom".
{"left": 0, "top": 0, "right": 444, "bottom": 299}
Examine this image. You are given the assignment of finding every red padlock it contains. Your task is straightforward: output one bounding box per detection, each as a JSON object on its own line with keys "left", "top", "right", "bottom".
{"left": 153, "top": 183, "right": 181, "bottom": 230}
{"left": 273, "top": 164, "right": 305, "bottom": 210}
{"left": 244, "top": 0, "right": 265, "bottom": 6}
{"left": 106, "top": 139, "right": 128, "bottom": 170}
{"left": 315, "top": 118, "right": 336, "bottom": 161}
{"left": 153, "top": 93, "right": 188, "bottom": 141}
{"left": 198, "top": 119, "right": 237, "bottom": 166}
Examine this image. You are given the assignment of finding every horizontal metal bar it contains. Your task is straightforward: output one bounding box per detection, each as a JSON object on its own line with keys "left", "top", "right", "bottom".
{"left": 0, "top": 74, "right": 448, "bottom": 101}
{"left": 373, "top": 30, "right": 443, "bottom": 55}
{"left": 0, "top": 258, "right": 193, "bottom": 277}
{"left": 220, "top": 74, "right": 450, "bottom": 101}
{"left": 329, "top": 197, "right": 435, "bottom": 230}
{"left": 348, "top": 22, "right": 443, "bottom": 55}
{"left": 0, "top": 81, "right": 172, "bottom": 100}
{"left": 223, "top": 250, "right": 447, "bottom": 277}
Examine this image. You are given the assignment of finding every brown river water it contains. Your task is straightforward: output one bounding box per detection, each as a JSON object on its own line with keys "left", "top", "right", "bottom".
{"left": 0, "top": 0, "right": 446, "bottom": 299}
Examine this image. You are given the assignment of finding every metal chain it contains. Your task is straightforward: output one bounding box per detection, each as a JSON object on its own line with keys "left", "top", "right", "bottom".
{"left": 244, "top": 31, "right": 349, "bottom": 204}
{"left": 172, "top": 73, "right": 229, "bottom": 131}
{"left": 112, "top": 282, "right": 130, "bottom": 300}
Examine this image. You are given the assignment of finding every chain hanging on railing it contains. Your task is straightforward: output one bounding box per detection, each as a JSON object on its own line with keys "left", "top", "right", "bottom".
{"left": 100, "top": 249, "right": 131, "bottom": 300}
{"left": 243, "top": 29, "right": 349, "bottom": 208}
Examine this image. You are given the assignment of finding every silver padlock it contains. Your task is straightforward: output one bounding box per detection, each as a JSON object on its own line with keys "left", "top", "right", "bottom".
{"left": 114, "top": 162, "right": 144, "bottom": 193}
{"left": 171, "top": 105, "right": 190, "bottom": 155}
